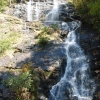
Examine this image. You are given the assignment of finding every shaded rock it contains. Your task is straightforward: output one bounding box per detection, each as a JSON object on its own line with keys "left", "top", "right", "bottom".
{"left": 31, "top": 42, "right": 66, "bottom": 71}
{"left": 71, "top": 15, "right": 81, "bottom": 21}
{"left": 72, "top": 96, "right": 78, "bottom": 100}
{"left": 35, "top": 67, "right": 60, "bottom": 99}
{"left": 58, "top": 3, "right": 75, "bottom": 22}
{"left": 60, "top": 57, "right": 67, "bottom": 77}
{"left": 0, "top": 89, "right": 3, "bottom": 98}
{"left": 79, "top": 24, "right": 100, "bottom": 100}
{"left": 3, "top": 89, "right": 10, "bottom": 98}
{"left": 49, "top": 81, "right": 73, "bottom": 100}
{"left": 60, "top": 30, "right": 69, "bottom": 39}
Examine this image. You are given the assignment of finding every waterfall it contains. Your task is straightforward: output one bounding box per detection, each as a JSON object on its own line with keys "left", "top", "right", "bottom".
{"left": 53, "top": 0, "right": 59, "bottom": 9}
{"left": 49, "top": 21, "right": 95, "bottom": 100}
{"left": 35, "top": 1, "right": 39, "bottom": 21}
{"left": 27, "top": 0, "right": 33, "bottom": 21}
{"left": 46, "top": 0, "right": 60, "bottom": 21}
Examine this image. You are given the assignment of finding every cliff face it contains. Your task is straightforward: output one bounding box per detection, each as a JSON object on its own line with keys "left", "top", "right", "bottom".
{"left": 0, "top": 13, "right": 66, "bottom": 99}
{"left": 78, "top": 24, "right": 100, "bottom": 100}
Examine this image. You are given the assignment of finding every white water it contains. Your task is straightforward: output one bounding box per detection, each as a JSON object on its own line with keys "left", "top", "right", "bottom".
{"left": 46, "top": 0, "right": 61, "bottom": 21}
{"left": 49, "top": 22, "right": 95, "bottom": 100}
{"left": 53, "top": 0, "right": 59, "bottom": 9}
{"left": 27, "top": 0, "right": 33, "bottom": 21}
{"left": 35, "top": 2, "right": 39, "bottom": 21}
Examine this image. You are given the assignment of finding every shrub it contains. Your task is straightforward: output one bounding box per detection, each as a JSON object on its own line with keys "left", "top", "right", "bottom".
{"left": 3, "top": 63, "right": 39, "bottom": 100}
{"left": 72, "top": 0, "right": 100, "bottom": 33}
{"left": 51, "top": 23, "right": 59, "bottom": 31}
{"left": 0, "top": 0, "right": 8, "bottom": 12}
{"left": 0, "top": 38, "right": 11, "bottom": 55}
{"left": 38, "top": 36, "right": 49, "bottom": 47}
{"left": 41, "top": 26, "right": 53, "bottom": 35}
{"left": 0, "top": 32, "right": 19, "bottom": 56}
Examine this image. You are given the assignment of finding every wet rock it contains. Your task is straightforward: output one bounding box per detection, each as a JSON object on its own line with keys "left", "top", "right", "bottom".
{"left": 72, "top": 96, "right": 78, "bottom": 100}
{"left": 60, "top": 57, "right": 67, "bottom": 77}
{"left": 79, "top": 24, "right": 100, "bottom": 100}
{"left": 0, "top": 89, "right": 3, "bottom": 98}
{"left": 60, "top": 30, "right": 69, "bottom": 39}
{"left": 57, "top": 3, "right": 76, "bottom": 22}
{"left": 49, "top": 81, "right": 73, "bottom": 100}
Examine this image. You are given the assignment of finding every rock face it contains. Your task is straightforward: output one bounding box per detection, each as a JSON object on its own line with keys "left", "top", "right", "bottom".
{"left": 31, "top": 41, "right": 66, "bottom": 71}
{"left": 58, "top": 3, "right": 75, "bottom": 22}
{"left": 12, "top": 0, "right": 79, "bottom": 22}
{"left": 78, "top": 23, "right": 100, "bottom": 100}
{"left": 13, "top": 1, "right": 54, "bottom": 21}
{"left": 0, "top": 13, "right": 67, "bottom": 99}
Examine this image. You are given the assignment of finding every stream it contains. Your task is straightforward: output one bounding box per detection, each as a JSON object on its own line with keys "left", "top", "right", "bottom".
{"left": 46, "top": 0, "right": 96, "bottom": 100}
{"left": 49, "top": 22, "right": 95, "bottom": 100}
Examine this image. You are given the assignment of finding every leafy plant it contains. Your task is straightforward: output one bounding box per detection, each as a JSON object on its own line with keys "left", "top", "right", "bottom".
{"left": 3, "top": 63, "right": 39, "bottom": 100}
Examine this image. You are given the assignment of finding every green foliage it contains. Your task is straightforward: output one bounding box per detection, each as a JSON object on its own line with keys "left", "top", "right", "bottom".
{"left": 0, "top": 32, "right": 19, "bottom": 56}
{"left": 3, "top": 63, "right": 39, "bottom": 100}
{"left": 0, "top": 0, "right": 9, "bottom": 12}
{"left": 51, "top": 23, "right": 59, "bottom": 31}
{"left": 37, "top": 26, "right": 52, "bottom": 47}
{"left": 0, "top": 0, "right": 22, "bottom": 12}
{"left": 73, "top": 0, "right": 100, "bottom": 33}
{"left": 0, "top": 0, "right": 7, "bottom": 6}
{"left": 41, "top": 26, "right": 53, "bottom": 35}
{"left": 0, "top": 38, "right": 11, "bottom": 55}
{"left": 38, "top": 36, "right": 49, "bottom": 47}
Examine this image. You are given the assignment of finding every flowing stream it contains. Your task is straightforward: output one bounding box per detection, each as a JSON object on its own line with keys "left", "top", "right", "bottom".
{"left": 49, "top": 22, "right": 95, "bottom": 100}
{"left": 48, "top": 0, "right": 95, "bottom": 100}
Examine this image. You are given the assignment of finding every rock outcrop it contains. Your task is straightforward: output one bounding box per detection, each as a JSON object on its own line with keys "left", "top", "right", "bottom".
{"left": 79, "top": 24, "right": 100, "bottom": 100}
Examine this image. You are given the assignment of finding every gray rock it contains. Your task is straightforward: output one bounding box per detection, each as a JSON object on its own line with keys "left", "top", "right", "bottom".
{"left": 3, "top": 89, "right": 10, "bottom": 98}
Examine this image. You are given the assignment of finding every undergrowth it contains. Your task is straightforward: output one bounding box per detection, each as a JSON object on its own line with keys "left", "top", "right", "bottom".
{"left": 0, "top": 32, "right": 20, "bottom": 56}
{"left": 73, "top": 0, "right": 100, "bottom": 33}
{"left": 3, "top": 63, "right": 39, "bottom": 100}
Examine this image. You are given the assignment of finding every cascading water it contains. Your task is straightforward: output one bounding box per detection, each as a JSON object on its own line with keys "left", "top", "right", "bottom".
{"left": 47, "top": 0, "right": 96, "bottom": 99}
{"left": 46, "top": 0, "right": 60, "bottom": 21}
{"left": 49, "top": 21, "right": 95, "bottom": 100}
{"left": 35, "top": 1, "right": 39, "bottom": 21}
{"left": 27, "top": 0, "right": 33, "bottom": 21}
